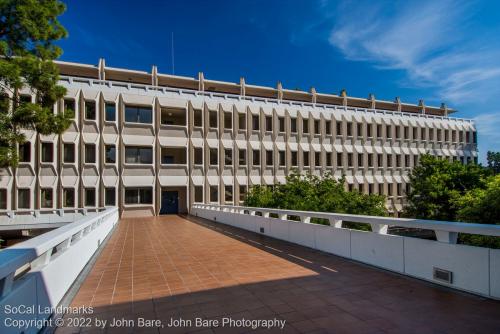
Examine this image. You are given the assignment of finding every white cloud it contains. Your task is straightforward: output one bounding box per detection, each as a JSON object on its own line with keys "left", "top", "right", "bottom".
{"left": 327, "top": 0, "right": 500, "bottom": 105}
{"left": 474, "top": 112, "right": 500, "bottom": 143}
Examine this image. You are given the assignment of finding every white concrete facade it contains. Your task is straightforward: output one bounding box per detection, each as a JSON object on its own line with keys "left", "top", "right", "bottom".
{"left": 0, "top": 60, "right": 478, "bottom": 217}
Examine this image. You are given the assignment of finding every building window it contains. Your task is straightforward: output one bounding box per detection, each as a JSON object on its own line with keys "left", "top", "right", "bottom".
{"left": 336, "top": 121, "right": 342, "bottom": 136}
{"left": 315, "top": 152, "right": 321, "bottom": 167}
{"left": 437, "top": 129, "right": 442, "bottom": 141}
{"left": 125, "top": 146, "right": 153, "bottom": 164}
{"left": 326, "top": 152, "right": 332, "bottom": 167}
{"left": 387, "top": 155, "right": 393, "bottom": 167}
{"left": 325, "top": 120, "right": 331, "bottom": 135}
{"left": 337, "top": 152, "right": 343, "bottom": 167}
{"left": 378, "top": 154, "right": 383, "bottom": 167}
{"left": 194, "top": 148, "right": 203, "bottom": 165}
{"left": 347, "top": 122, "right": 352, "bottom": 136}
{"left": 387, "top": 184, "right": 393, "bottom": 197}
{"left": 85, "top": 144, "right": 96, "bottom": 164}
{"left": 252, "top": 149, "right": 260, "bottom": 166}
{"left": 472, "top": 131, "right": 477, "bottom": 144}
{"left": 266, "top": 116, "right": 272, "bottom": 132}
{"left": 239, "top": 149, "right": 246, "bottom": 166}
{"left": 105, "top": 187, "right": 116, "bottom": 206}
{"left": 368, "top": 154, "right": 373, "bottom": 167}
{"left": 291, "top": 151, "right": 298, "bottom": 166}
{"left": 125, "top": 187, "right": 152, "bottom": 204}
{"left": 105, "top": 145, "right": 116, "bottom": 164}
{"left": 413, "top": 127, "right": 418, "bottom": 140}
{"left": 290, "top": 118, "right": 297, "bottom": 133}
{"left": 0, "top": 189, "right": 7, "bottom": 209}
{"left": 404, "top": 127, "right": 409, "bottom": 139}
{"left": 357, "top": 123, "right": 363, "bottom": 138}
{"left": 63, "top": 143, "right": 75, "bottom": 163}
{"left": 194, "top": 109, "right": 203, "bottom": 127}
{"left": 279, "top": 117, "right": 285, "bottom": 133}
{"left": 85, "top": 188, "right": 96, "bottom": 207}
{"left": 405, "top": 155, "right": 410, "bottom": 167}
{"left": 358, "top": 153, "right": 363, "bottom": 167}
{"left": 161, "top": 147, "right": 186, "bottom": 164}
{"left": 252, "top": 115, "right": 259, "bottom": 131}
{"left": 18, "top": 189, "right": 30, "bottom": 209}
{"left": 209, "top": 110, "right": 218, "bottom": 129}
{"left": 430, "top": 129, "right": 435, "bottom": 141}
{"left": 224, "top": 112, "right": 232, "bottom": 130}
{"left": 303, "top": 151, "right": 309, "bottom": 167}
{"left": 386, "top": 125, "right": 392, "bottom": 139}
{"left": 210, "top": 186, "right": 218, "bottom": 202}
{"left": 459, "top": 131, "right": 464, "bottom": 143}
{"left": 368, "top": 184, "right": 373, "bottom": 194}
{"left": 314, "top": 120, "right": 320, "bottom": 135}
{"left": 397, "top": 183, "right": 402, "bottom": 196}
{"left": 303, "top": 119, "right": 309, "bottom": 134}
{"left": 279, "top": 151, "right": 285, "bottom": 167}
{"left": 194, "top": 186, "right": 203, "bottom": 203}
{"left": 238, "top": 113, "right": 246, "bottom": 130}
{"left": 63, "top": 188, "right": 75, "bottom": 207}
{"left": 266, "top": 150, "right": 273, "bottom": 166}
{"left": 85, "top": 100, "right": 96, "bottom": 120}
{"left": 41, "top": 188, "right": 53, "bottom": 208}
{"left": 377, "top": 124, "right": 382, "bottom": 138}
{"left": 124, "top": 105, "right": 152, "bottom": 123}
{"left": 19, "top": 142, "right": 30, "bottom": 163}
{"left": 64, "top": 99, "right": 75, "bottom": 115}
{"left": 224, "top": 149, "right": 233, "bottom": 166}
{"left": 445, "top": 129, "right": 450, "bottom": 142}
{"left": 414, "top": 155, "right": 419, "bottom": 166}
{"left": 105, "top": 102, "right": 115, "bottom": 122}
{"left": 210, "top": 148, "right": 218, "bottom": 166}
{"left": 367, "top": 124, "right": 372, "bottom": 138}
{"left": 239, "top": 185, "right": 247, "bottom": 202}
{"left": 347, "top": 153, "right": 353, "bottom": 167}
{"left": 41, "top": 142, "right": 53, "bottom": 163}
{"left": 396, "top": 126, "right": 401, "bottom": 139}
{"left": 422, "top": 128, "right": 427, "bottom": 140}
{"left": 396, "top": 155, "right": 401, "bottom": 167}
{"left": 161, "top": 108, "right": 186, "bottom": 126}
{"left": 225, "top": 186, "right": 233, "bottom": 203}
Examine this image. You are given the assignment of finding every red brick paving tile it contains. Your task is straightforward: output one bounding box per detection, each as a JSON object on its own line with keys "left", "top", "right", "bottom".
{"left": 56, "top": 214, "right": 500, "bottom": 334}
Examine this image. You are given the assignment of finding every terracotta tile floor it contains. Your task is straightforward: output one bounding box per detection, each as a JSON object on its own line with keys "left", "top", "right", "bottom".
{"left": 57, "top": 215, "right": 500, "bottom": 334}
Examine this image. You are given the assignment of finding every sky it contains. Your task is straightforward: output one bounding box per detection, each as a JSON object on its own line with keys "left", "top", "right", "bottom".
{"left": 58, "top": 0, "right": 500, "bottom": 163}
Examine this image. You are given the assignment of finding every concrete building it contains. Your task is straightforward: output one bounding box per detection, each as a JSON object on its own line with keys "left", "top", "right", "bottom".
{"left": 0, "top": 59, "right": 478, "bottom": 217}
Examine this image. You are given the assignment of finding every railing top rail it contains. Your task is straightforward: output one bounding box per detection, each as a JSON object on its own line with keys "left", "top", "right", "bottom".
{"left": 0, "top": 207, "right": 118, "bottom": 281}
{"left": 193, "top": 204, "right": 500, "bottom": 237}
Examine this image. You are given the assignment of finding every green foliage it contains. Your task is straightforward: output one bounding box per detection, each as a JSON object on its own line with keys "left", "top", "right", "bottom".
{"left": 404, "top": 154, "right": 487, "bottom": 221}
{"left": 244, "top": 171, "right": 387, "bottom": 230}
{"left": 405, "top": 155, "right": 500, "bottom": 248}
{"left": 0, "top": 0, "right": 72, "bottom": 167}
{"left": 487, "top": 151, "right": 500, "bottom": 175}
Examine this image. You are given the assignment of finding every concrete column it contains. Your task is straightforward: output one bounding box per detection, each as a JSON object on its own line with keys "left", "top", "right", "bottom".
{"left": 329, "top": 218, "right": 343, "bottom": 228}
{"left": 240, "top": 77, "right": 246, "bottom": 96}
{"left": 419, "top": 99, "right": 426, "bottom": 114}
{"left": 435, "top": 230, "right": 458, "bottom": 244}
{"left": 151, "top": 65, "right": 158, "bottom": 86}
{"left": 198, "top": 72, "right": 204, "bottom": 92}
{"left": 277, "top": 82, "right": 283, "bottom": 101}
{"left": 98, "top": 58, "right": 106, "bottom": 80}
{"left": 310, "top": 87, "right": 317, "bottom": 104}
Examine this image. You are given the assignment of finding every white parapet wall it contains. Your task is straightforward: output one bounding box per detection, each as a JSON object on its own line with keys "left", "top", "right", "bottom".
{"left": 191, "top": 204, "right": 500, "bottom": 300}
{"left": 0, "top": 207, "right": 119, "bottom": 334}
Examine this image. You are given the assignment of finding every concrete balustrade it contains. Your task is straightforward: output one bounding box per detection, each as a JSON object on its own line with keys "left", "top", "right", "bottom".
{"left": 0, "top": 207, "right": 119, "bottom": 334}
{"left": 191, "top": 203, "right": 500, "bottom": 300}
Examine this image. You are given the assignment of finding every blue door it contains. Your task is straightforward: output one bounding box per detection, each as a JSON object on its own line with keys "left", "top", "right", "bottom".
{"left": 160, "top": 191, "right": 178, "bottom": 214}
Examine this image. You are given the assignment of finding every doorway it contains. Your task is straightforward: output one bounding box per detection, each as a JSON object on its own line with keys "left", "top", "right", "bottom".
{"left": 160, "top": 191, "right": 178, "bottom": 214}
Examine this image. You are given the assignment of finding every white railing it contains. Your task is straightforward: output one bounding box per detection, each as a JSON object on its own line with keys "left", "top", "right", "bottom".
{"left": 0, "top": 208, "right": 106, "bottom": 230}
{"left": 191, "top": 204, "right": 500, "bottom": 300}
{"left": 0, "top": 207, "right": 119, "bottom": 334}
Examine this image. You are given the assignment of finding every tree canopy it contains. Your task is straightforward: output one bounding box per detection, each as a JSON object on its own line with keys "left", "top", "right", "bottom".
{"left": 244, "top": 171, "right": 387, "bottom": 226}
{"left": 0, "top": 0, "right": 72, "bottom": 167}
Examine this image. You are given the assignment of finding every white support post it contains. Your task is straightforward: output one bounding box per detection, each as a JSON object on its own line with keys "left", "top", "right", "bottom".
{"left": 435, "top": 230, "right": 458, "bottom": 244}
{"left": 370, "top": 223, "right": 389, "bottom": 234}
{"left": 300, "top": 216, "right": 311, "bottom": 224}
{"left": 329, "top": 218, "right": 343, "bottom": 228}
{"left": 250, "top": 210, "right": 256, "bottom": 216}
{"left": 279, "top": 213, "right": 287, "bottom": 220}
{"left": 263, "top": 212, "right": 270, "bottom": 218}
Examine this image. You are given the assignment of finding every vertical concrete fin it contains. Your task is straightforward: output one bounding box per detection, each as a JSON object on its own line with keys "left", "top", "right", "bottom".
{"left": 151, "top": 65, "right": 158, "bottom": 86}
{"left": 198, "top": 72, "right": 204, "bottom": 92}
{"left": 310, "top": 87, "right": 317, "bottom": 104}
{"left": 98, "top": 58, "right": 106, "bottom": 80}
{"left": 277, "top": 81, "right": 283, "bottom": 101}
{"left": 240, "top": 77, "right": 246, "bottom": 96}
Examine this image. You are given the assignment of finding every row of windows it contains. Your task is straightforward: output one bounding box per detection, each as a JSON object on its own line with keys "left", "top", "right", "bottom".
{"left": 19, "top": 142, "right": 476, "bottom": 168}
{"left": 64, "top": 99, "right": 477, "bottom": 144}
{"left": 0, "top": 187, "right": 155, "bottom": 210}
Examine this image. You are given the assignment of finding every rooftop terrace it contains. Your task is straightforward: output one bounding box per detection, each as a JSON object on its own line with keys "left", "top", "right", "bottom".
{"left": 58, "top": 215, "right": 500, "bottom": 333}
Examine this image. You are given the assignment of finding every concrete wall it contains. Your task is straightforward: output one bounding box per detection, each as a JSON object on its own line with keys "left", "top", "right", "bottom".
{"left": 192, "top": 206, "right": 500, "bottom": 300}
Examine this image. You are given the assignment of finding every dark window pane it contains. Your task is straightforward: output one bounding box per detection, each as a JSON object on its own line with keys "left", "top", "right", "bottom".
{"left": 85, "top": 101, "right": 96, "bottom": 120}
{"left": 63, "top": 188, "right": 75, "bottom": 207}
{"left": 0, "top": 189, "right": 7, "bottom": 209}
{"left": 85, "top": 188, "right": 96, "bottom": 207}
{"left": 41, "top": 143, "right": 53, "bottom": 162}
{"left": 105, "top": 187, "right": 116, "bottom": 206}
{"left": 64, "top": 143, "right": 75, "bottom": 163}
{"left": 105, "top": 103, "right": 115, "bottom": 121}
{"left": 105, "top": 145, "right": 116, "bottom": 164}
{"left": 19, "top": 142, "right": 30, "bottom": 162}
{"left": 18, "top": 189, "right": 30, "bottom": 209}
{"left": 41, "top": 188, "right": 53, "bottom": 208}
{"left": 85, "top": 144, "right": 96, "bottom": 164}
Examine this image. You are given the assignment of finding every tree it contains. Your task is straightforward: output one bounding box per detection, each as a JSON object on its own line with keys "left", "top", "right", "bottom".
{"left": 487, "top": 151, "right": 500, "bottom": 175}
{"left": 0, "top": 0, "right": 72, "bottom": 167}
{"left": 404, "top": 155, "right": 487, "bottom": 221}
{"left": 244, "top": 171, "right": 387, "bottom": 229}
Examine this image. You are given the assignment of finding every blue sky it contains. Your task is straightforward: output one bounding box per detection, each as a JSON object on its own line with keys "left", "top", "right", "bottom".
{"left": 59, "top": 0, "right": 500, "bottom": 162}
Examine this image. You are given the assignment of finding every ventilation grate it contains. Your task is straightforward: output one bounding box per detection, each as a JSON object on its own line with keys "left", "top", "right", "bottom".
{"left": 433, "top": 267, "right": 453, "bottom": 284}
